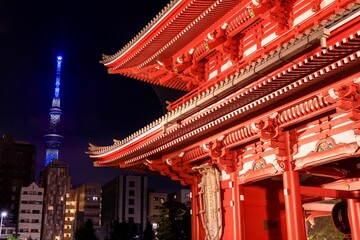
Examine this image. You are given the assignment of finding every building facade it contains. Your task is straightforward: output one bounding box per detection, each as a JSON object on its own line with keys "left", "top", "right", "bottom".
{"left": 102, "top": 175, "right": 147, "bottom": 238}
{"left": 75, "top": 183, "right": 102, "bottom": 231}
{"left": 148, "top": 192, "right": 167, "bottom": 230}
{"left": 0, "top": 135, "right": 36, "bottom": 231}
{"left": 41, "top": 159, "right": 70, "bottom": 240}
{"left": 64, "top": 188, "right": 76, "bottom": 240}
{"left": 18, "top": 182, "right": 44, "bottom": 240}
{"left": 168, "top": 189, "right": 191, "bottom": 205}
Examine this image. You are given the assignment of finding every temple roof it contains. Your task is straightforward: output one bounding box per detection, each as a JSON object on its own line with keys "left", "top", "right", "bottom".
{"left": 90, "top": 0, "right": 360, "bottom": 172}
{"left": 100, "top": 0, "right": 252, "bottom": 90}
{"left": 89, "top": 27, "right": 360, "bottom": 168}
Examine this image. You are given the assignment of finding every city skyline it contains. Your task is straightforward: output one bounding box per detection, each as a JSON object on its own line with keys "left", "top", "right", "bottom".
{"left": 0, "top": 0, "right": 184, "bottom": 191}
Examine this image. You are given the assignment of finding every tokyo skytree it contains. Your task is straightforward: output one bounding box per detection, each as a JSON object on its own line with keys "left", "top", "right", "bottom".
{"left": 44, "top": 56, "right": 64, "bottom": 166}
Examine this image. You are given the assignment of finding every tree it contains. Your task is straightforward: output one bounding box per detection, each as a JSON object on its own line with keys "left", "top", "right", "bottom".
{"left": 143, "top": 221, "right": 155, "bottom": 240}
{"left": 307, "top": 216, "right": 344, "bottom": 240}
{"left": 156, "top": 201, "right": 191, "bottom": 240}
{"left": 181, "top": 207, "right": 191, "bottom": 240}
{"left": 156, "top": 206, "right": 173, "bottom": 240}
{"left": 74, "top": 219, "right": 99, "bottom": 240}
{"left": 128, "top": 218, "right": 138, "bottom": 240}
{"left": 109, "top": 220, "right": 129, "bottom": 240}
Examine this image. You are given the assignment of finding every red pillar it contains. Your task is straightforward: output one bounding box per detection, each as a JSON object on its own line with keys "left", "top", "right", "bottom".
{"left": 231, "top": 174, "right": 245, "bottom": 240}
{"left": 283, "top": 170, "right": 306, "bottom": 239}
{"left": 237, "top": 185, "right": 246, "bottom": 240}
{"left": 191, "top": 182, "right": 200, "bottom": 240}
{"left": 347, "top": 197, "right": 360, "bottom": 240}
{"left": 282, "top": 132, "right": 307, "bottom": 240}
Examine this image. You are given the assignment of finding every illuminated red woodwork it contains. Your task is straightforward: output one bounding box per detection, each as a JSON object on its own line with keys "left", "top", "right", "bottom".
{"left": 88, "top": 0, "right": 360, "bottom": 239}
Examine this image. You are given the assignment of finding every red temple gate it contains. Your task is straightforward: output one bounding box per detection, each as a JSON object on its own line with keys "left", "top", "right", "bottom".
{"left": 87, "top": 0, "right": 360, "bottom": 239}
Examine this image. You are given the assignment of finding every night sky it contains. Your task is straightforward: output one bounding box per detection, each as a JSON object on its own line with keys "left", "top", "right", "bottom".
{"left": 0, "top": 0, "right": 185, "bottom": 191}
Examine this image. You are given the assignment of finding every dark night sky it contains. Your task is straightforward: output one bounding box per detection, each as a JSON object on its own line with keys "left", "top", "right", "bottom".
{"left": 0, "top": 0, "right": 185, "bottom": 191}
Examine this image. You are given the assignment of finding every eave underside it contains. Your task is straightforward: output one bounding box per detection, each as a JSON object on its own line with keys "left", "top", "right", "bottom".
{"left": 102, "top": 0, "right": 360, "bottom": 93}
{"left": 102, "top": 0, "right": 268, "bottom": 91}
{"left": 102, "top": 0, "right": 244, "bottom": 69}
{"left": 89, "top": 2, "right": 360, "bottom": 187}
{"left": 90, "top": 21, "right": 360, "bottom": 165}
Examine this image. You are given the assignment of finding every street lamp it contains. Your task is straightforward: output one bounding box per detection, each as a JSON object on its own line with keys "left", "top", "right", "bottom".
{"left": 0, "top": 211, "right": 7, "bottom": 239}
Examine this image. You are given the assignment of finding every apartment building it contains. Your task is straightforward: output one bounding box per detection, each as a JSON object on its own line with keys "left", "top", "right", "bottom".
{"left": 0, "top": 135, "right": 36, "bottom": 230}
{"left": 148, "top": 192, "right": 167, "bottom": 231}
{"left": 18, "top": 182, "right": 44, "bottom": 240}
{"left": 102, "top": 175, "right": 147, "bottom": 238}
{"left": 64, "top": 188, "right": 76, "bottom": 240}
{"left": 40, "top": 159, "right": 70, "bottom": 240}
{"left": 75, "top": 183, "right": 101, "bottom": 230}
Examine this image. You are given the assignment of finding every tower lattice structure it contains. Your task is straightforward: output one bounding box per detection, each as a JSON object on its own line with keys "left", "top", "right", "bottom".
{"left": 44, "top": 55, "right": 64, "bottom": 166}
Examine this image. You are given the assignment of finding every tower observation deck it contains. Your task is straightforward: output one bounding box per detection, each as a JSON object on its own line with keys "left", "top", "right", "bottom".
{"left": 44, "top": 56, "right": 64, "bottom": 166}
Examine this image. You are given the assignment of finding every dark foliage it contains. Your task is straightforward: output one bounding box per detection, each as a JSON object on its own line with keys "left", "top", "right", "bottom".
{"left": 128, "top": 218, "right": 139, "bottom": 240}
{"left": 307, "top": 216, "right": 344, "bottom": 240}
{"left": 109, "top": 220, "right": 129, "bottom": 240}
{"left": 74, "top": 219, "right": 99, "bottom": 240}
{"left": 156, "top": 201, "right": 191, "bottom": 240}
{"left": 143, "top": 221, "right": 155, "bottom": 240}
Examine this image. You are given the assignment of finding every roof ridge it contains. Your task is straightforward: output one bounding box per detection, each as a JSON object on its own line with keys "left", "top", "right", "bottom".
{"left": 100, "top": 0, "right": 181, "bottom": 65}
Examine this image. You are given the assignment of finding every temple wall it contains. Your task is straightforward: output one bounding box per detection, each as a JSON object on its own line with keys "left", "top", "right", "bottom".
{"left": 192, "top": 178, "right": 289, "bottom": 240}
{"left": 243, "top": 185, "right": 286, "bottom": 240}
{"left": 190, "top": 71, "right": 360, "bottom": 239}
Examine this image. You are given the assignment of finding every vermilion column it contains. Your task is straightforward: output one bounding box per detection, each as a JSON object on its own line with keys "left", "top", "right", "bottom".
{"left": 347, "top": 197, "right": 360, "bottom": 240}
{"left": 191, "top": 182, "right": 200, "bottom": 240}
{"left": 231, "top": 173, "right": 245, "bottom": 240}
{"left": 282, "top": 132, "right": 307, "bottom": 240}
{"left": 237, "top": 185, "right": 246, "bottom": 240}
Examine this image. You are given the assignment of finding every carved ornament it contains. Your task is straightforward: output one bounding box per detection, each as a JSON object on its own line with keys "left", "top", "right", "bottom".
{"left": 252, "top": 113, "right": 280, "bottom": 147}
{"left": 193, "top": 164, "right": 223, "bottom": 240}
{"left": 239, "top": 158, "right": 286, "bottom": 183}
{"left": 203, "top": 136, "right": 234, "bottom": 173}
{"left": 325, "top": 82, "right": 360, "bottom": 120}
{"left": 294, "top": 141, "right": 360, "bottom": 170}
{"left": 166, "top": 154, "right": 195, "bottom": 185}
{"left": 267, "top": 0, "right": 295, "bottom": 34}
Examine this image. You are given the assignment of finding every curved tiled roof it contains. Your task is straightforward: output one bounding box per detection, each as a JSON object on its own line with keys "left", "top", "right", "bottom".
{"left": 89, "top": 22, "right": 360, "bottom": 164}
{"left": 89, "top": 1, "right": 360, "bottom": 167}
{"left": 100, "top": 0, "right": 181, "bottom": 65}
{"left": 101, "top": 0, "right": 244, "bottom": 69}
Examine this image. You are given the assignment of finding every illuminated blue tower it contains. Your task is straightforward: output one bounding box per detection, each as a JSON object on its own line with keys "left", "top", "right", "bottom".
{"left": 44, "top": 56, "right": 64, "bottom": 166}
